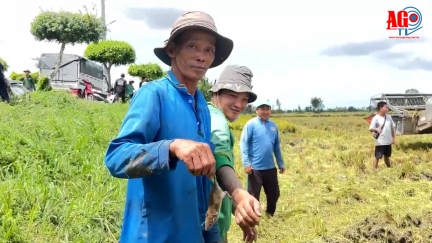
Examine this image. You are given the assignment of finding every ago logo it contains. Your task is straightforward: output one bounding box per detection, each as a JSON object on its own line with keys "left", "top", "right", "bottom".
{"left": 386, "top": 6, "right": 422, "bottom": 39}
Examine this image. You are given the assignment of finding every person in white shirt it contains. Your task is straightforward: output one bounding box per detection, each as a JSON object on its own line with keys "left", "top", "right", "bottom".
{"left": 368, "top": 101, "right": 396, "bottom": 169}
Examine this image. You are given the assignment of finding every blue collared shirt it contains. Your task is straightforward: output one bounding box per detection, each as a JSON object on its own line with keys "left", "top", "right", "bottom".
{"left": 104, "top": 71, "right": 220, "bottom": 243}
{"left": 240, "top": 117, "right": 285, "bottom": 170}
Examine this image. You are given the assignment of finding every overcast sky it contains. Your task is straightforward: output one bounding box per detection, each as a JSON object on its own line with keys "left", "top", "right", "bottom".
{"left": 0, "top": 0, "right": 431, "bottom": 109}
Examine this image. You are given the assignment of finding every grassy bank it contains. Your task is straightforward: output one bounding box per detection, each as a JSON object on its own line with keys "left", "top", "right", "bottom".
{"left": 1, "top": 92, "right": 431, "bottom": 243}
{"left": 0, "top": 92, "right": 127, "bottom": 243}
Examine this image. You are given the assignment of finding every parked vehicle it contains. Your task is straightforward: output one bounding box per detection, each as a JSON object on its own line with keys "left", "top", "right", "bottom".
{"left": 37, "top": 53, "right": 111, "bottom": 100}
{"left": 8, "top": 80, "right": 29, "bottom": 97}
{"left": 70, "top": 79, "right": 108, "bottom": 101}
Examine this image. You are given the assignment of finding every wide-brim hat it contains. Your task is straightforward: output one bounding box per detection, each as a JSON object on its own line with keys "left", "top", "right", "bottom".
{"left": 154, "top": 11, "right": 234, "bottom": 69}
{"left": 209, "top": 65, "right": 257, "bottom": 103}
{"left": 23, "top": 69, "right": 30, "bottom": 73}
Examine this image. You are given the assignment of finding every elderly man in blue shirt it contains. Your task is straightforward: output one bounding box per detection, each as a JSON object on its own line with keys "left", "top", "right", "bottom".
{"left": 240, "top": 100, "right": 285, "bottom": 217}
{"left": 104, "top": 11, "right": 260, "bottom": 243}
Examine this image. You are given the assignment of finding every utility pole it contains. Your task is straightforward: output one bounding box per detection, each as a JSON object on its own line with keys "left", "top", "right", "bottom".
{"left": 100, "top": 0, "right": 116, "bottom": 89}
{"left": 100, "top": 0, "right": 110, "bottom": 90}
{"left": 101, "top": 0, "right": 106, "bottom": 40}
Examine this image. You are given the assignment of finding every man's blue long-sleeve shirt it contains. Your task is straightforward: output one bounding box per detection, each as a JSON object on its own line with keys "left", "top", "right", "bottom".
{"left": 240, "top": 117, "right": 284, "bottom": 170}
{"left": 104, "top": 71, "right": 220, "bottom": 243}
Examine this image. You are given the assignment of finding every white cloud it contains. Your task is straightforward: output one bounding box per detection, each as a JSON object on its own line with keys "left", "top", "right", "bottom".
{"left": 0, "top": 0, "right": 431, "bottom": 108}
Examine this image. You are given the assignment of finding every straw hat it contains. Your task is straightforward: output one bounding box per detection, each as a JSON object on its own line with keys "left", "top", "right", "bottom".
{"left": 154, "top": 11, "right": 234, "bottom": 68}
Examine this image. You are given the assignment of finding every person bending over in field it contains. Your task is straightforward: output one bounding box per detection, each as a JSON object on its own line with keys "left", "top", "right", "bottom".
{"left": 104, "top": 11, "right": 258, "bottom": 243}
{"left": 369, "top": 101, "right": 395, "bottom": 169}
{"left": 208, "top": 65, "right": 261, "bottom": 243}
{"left": 240, "top": 100, "right": 285, "bottom": 217}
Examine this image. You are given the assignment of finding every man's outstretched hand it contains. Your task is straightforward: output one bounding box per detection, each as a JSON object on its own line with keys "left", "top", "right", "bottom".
{"left": 233, "top": 189, "right": 261, "bottom": 228}
{"left": 169, "top": 139, "right": 216, "bottom": 178}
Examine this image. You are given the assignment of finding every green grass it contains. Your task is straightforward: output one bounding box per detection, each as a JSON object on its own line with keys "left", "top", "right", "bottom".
{"left": 1, "top": 92, "right": 432, "bottom": 243}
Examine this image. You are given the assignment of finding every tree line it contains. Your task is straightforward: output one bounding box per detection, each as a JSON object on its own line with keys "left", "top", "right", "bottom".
{"left": 1, "top": 5, "right": 169, "bottom": 87}
{"left": 240, "top": 88, "right": 421, "bottom": 114}
{"left": 241, "top": 97, "right": 373, "bottom": 114}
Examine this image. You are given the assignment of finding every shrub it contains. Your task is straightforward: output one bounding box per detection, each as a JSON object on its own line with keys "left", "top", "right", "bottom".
{"left": 36, "top": 76, "right": 51, "bottom": 91}
{"left": 278, "top": 120, "right": 300, "bottom": 133}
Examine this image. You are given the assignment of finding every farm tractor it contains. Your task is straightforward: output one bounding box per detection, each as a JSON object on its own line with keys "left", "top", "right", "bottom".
{"left": 365, "top": 93, "right": 432, "bottom": 135}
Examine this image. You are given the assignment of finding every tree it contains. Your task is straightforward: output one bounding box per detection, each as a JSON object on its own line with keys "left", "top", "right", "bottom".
{"left": 244, "top": 104, "right": 256, "bottom": 113}
{"left": 0, "top": 57, "right": 9, "bottom": 72}
{"left": 405, "top": 88, "right": 419, "bottom": 94}
{"left": 128, "top": 63, "right": 163, "bottom": 81}
{"left": 84, "top": 40, "right": 136, "bottom": 84}
{"left": 310, "top": 97, "right": 324, "bottom": 112}
{"left": 275, "top": 98, "right": 282, "bottom": 113}
{"left": 30, "top": 9, "right": 106, "bottom": 87}
{"left": 297, "top": 105, "right": 303, "bottom": 113}
{"left": 197, "top": 77, "right": 214, "bottom": 101}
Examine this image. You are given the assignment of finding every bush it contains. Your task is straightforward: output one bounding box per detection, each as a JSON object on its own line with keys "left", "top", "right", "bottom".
{"left": 277, "top": 120, "right": 300, "bottom": 133}
{"left": 127, "top": 63, "right": 164, "bottom": 80}
{"left": 36, "top": 76, "right": 51, "bottom": 91}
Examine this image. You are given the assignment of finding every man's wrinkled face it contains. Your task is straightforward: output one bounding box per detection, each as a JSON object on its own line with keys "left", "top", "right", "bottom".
{"left": 256, "top": 105, "right": 271, "bottom": 120}
{"left": 216, "top": 90, "right": 249, "bottom": 122}
{"left": 167, "top": 29, "right": 216, "bottom": 82}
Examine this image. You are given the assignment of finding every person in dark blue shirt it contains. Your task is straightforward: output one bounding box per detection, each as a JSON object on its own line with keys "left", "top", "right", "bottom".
{"left": 104, "top": 11, "right": 236, "bottom": 243}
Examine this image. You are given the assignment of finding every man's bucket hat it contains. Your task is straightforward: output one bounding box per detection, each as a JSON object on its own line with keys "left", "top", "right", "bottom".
{"left": 209, "top": 65, "right": 257, "bottom": 103}
{"left": 154, "top": 11, "right": 234, "bottom": 68}
{"left": 23, "top": 69, "right": 30, "bottom": 73}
